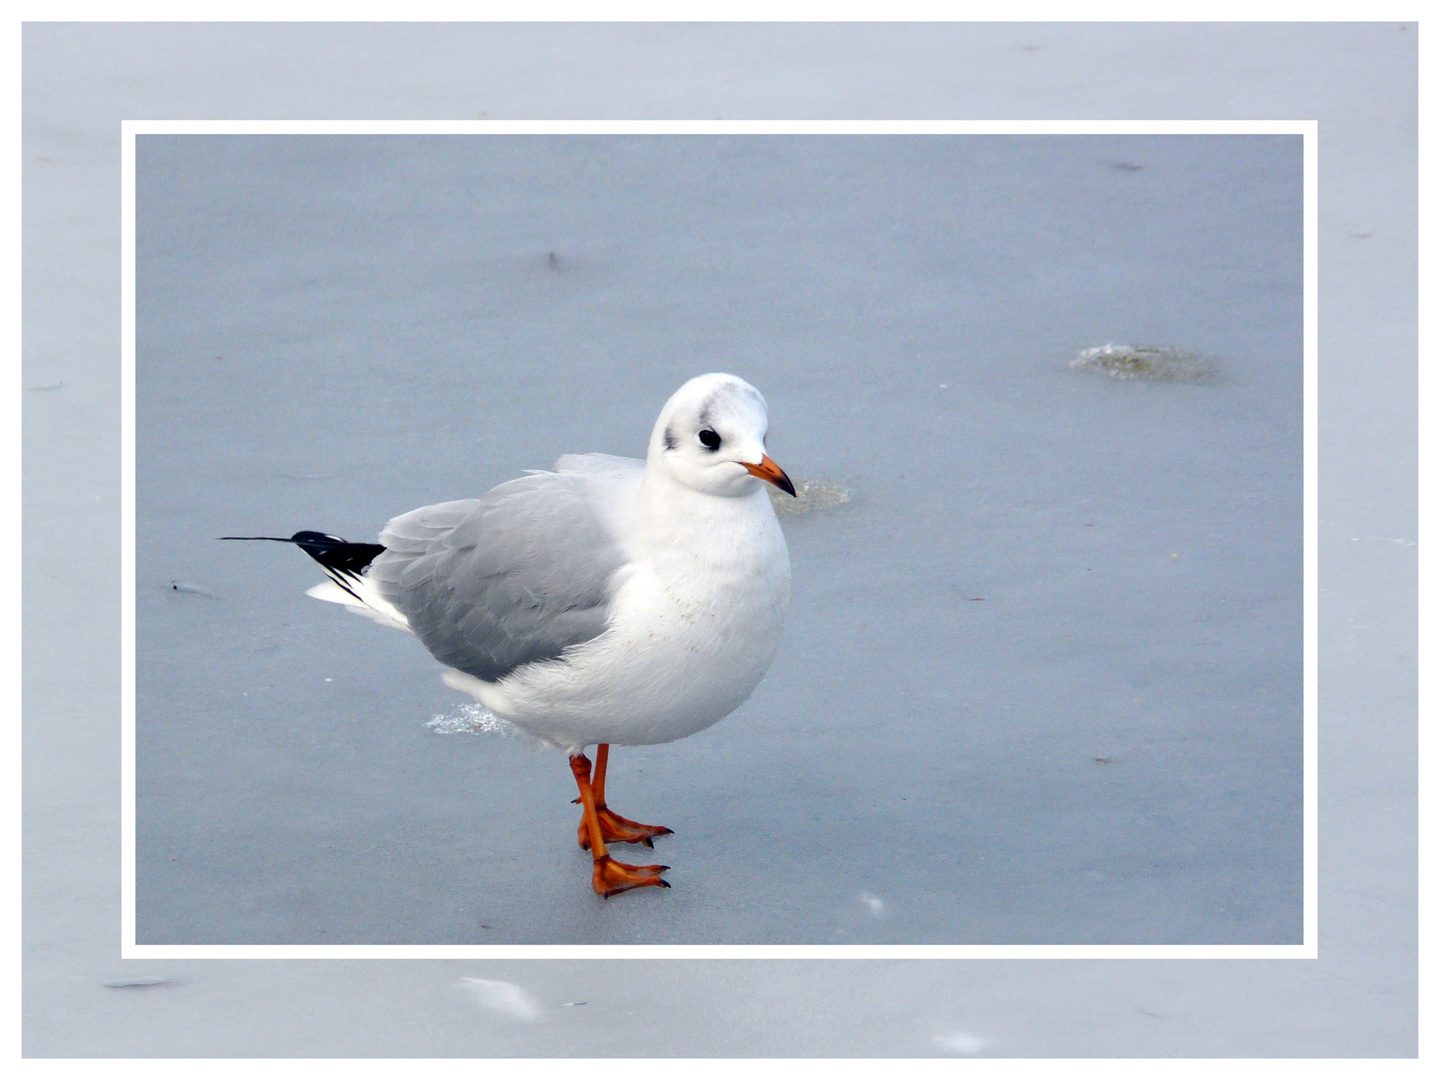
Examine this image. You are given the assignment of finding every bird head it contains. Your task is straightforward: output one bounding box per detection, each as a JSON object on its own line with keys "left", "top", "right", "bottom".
{"left": 647, "top": 373, "right": 796, "bottom": 499}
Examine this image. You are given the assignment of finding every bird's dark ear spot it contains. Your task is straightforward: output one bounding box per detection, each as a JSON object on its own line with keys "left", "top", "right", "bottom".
{"left": 663, "top": 426, "right": 677, "bottom": 451}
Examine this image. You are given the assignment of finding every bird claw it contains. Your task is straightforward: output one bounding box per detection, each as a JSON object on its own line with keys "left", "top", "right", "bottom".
{"left": 578, "top": 806, "right": 674, "bottom": 850}
{"left": 593, "top": 855, "right": 670, "bottom": 898}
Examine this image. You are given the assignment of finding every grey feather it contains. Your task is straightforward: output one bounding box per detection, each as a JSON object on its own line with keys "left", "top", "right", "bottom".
{"left": 367, "top": 466, "right": 632, "bottom": 683}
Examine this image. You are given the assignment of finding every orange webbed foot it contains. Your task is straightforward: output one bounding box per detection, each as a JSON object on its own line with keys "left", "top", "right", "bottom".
{"left": 576, "top": 805, "right": 674, "bottom": 850}
{"left": 569, "top": 746, "right": 673, "bottom": 898}
{"left": 592, "top": 854, "right": 670, "bottom": 898}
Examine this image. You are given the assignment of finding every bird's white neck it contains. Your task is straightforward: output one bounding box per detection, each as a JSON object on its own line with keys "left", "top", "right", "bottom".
{"left": 632, "top": 468, "right": 781, "bottom": 571}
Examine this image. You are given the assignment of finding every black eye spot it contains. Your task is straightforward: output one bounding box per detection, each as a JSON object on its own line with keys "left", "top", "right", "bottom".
{"left": 698, "top": 428, "right": 721, "bottom": 451}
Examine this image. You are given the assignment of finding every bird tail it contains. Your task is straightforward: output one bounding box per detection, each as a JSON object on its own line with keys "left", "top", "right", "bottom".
{"left": 221, "top": 531, "right": 412, "bottom": 632}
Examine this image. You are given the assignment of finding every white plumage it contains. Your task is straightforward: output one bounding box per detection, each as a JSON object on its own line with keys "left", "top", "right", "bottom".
{"left": 305, "top": 372, "right": 792, "bottom": 756}
{"left": 275, "top": 373, "right": 795, "bottom": 896}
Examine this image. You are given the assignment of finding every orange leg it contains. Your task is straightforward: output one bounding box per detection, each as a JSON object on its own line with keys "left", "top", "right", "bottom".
{"left": 570, "top": 753, "right": 669, "bottom": 897}
{"left": 574, "top": 743, "right": 674, "bottom": 850}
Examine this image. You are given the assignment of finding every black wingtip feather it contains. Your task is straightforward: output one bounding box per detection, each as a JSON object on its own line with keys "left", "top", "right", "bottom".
{"left": 221, "top": 531, "right": 386, "bottom": 576}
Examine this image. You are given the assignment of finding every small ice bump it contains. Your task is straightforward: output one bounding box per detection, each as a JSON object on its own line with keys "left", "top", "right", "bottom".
{"left": 770, "top": 479, "right": 852, "bottom": 517}
{"left": 934, "top": 1031, "right": 987, "bottom": 1054}
{"left": 103, "top": 976, "right": 168, "bottom": 988}
{"left": 459, "top": 978, "right": 541, "bottom": 1021}
{"left": 427, "top": 703, "right": 519, "bottom": 737}
{"left": 857, "top": 891, "right": 886, "bottom": 916}
{"left": 1070, "top": 343, "right": 1219, "bottom": 383}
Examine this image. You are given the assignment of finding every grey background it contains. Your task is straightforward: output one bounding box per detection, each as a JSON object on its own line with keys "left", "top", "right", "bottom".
{"left": 133, "top": 132, "right": 1302, "bottom": 948}
{"left": 25, "top": 22, "right": 1415, "bottom": 1056}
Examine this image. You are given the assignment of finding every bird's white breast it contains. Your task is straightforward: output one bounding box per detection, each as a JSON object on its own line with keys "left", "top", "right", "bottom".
{"left": 468, "top": 483, "right": 790, "bottom": 752}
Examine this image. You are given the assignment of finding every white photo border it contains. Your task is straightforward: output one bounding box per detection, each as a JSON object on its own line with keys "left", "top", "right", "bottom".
{"left": 121, "top": 118, "right": 1318, "bottom": 961}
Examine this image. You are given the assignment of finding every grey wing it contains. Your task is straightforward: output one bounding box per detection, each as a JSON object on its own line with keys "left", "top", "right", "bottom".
{"left": 367, "top": 475, "right": 629, "bottom": 683}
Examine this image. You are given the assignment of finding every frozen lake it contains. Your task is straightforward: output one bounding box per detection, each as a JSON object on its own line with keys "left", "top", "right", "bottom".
{"left": 132, "top": 132, "right": 1303, "bottom": 946}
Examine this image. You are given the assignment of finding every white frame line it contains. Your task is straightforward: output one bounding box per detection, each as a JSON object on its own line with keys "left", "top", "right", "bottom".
{"left": 121, "top": 118, "right": 1319, "bottom": 961}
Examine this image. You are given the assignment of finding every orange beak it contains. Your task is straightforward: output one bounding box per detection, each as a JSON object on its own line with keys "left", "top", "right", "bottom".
{"left": 743, "top": 455, "right": 797, "bottom": 497}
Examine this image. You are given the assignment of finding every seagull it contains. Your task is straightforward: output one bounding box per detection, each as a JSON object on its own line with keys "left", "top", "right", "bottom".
{"left": 226, "top": 373, "right": 795, "bottom": 897}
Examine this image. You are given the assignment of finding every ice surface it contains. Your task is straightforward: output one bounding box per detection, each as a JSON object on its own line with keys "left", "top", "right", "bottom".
{"left": 933, "top": 1031, "right": 988, "bottom": 1054}
{"left": 459, "top": 978, "right": 542, "bottom": 1022}
{"left": 130, "top": 130, "right": 1304, "bottom": 947}
{"left": 101, "top": 977, "right": 170, "bottom": 989}
{"left": 426, "top": 703, "right": 520, "bottom": 738}
{"left": 770, "top": 479, "right": 852, "bottom": 516}
{"left": 1070, "top": 343, "right": 1220, "bottom": 382}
